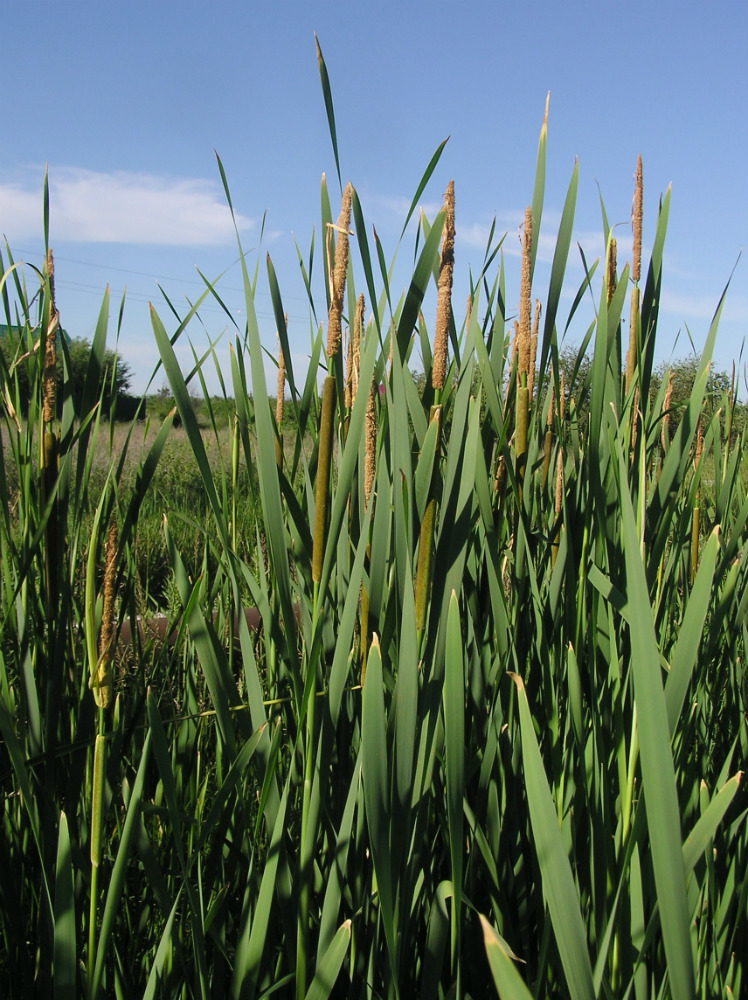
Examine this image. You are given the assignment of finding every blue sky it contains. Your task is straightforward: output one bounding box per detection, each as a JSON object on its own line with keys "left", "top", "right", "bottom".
{"left": 2, "top": 1, "right": 746, "bottom": 397}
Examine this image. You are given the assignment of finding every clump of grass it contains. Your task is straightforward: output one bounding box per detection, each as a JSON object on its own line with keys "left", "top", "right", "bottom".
{"left": 1, "top": 47, "right": 746, "bottom": 1000}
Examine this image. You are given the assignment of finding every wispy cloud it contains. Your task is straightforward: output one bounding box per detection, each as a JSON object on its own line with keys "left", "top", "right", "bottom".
{"left": 0, "top": 167, "right": 253, "bottom": 245}
{"left": 661, "top": 289, "right": 748, "bottom": 325}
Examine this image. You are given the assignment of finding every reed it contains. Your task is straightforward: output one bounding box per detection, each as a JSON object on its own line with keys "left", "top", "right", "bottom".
{"left": 0, "top": 47, "right": 746, "bottom": 1000}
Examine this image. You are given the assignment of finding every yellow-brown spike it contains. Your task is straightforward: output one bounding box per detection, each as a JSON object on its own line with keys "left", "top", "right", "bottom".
{"left": 275, "top": 334, "right": 286, "bottom": 467}
{"left": 690, "top": 417, "right": 703, "bottom": 585}
{"left": 626, "top": 156, "right": 643, "bottom": 395}
{"left": 364, "top": 377, "right": 376, "bottom": 511}
{"left": 559, "top": 371, "right": 565, "bottom": 422}
{"left": 42, "top": 249, "right": 59, "bottom": 427}
{"left": 661, "top": 370, "right": 673, "bottom": 453}
{"left": 349, "top": 293, "right": 364, "bottom": 409}
{"left": 606, "top": 236, "right": 617, "bottom": 307}
{"left": 552, "top": 449, "right": 563, "bottom": 569}
{"left": 541, "top": 383, "right": 554, "bottom": 489}
{"left": 518, "top": 207, "right": 533, "bottom": 389}
{"left": 632, "top": 155, "right": 643, "bottom": 285}
{"left": 93, "top": 520, "right": 117, "bottom": 710}
{"left": 326, "top": 183, "right": 353, "bottom": 359}
{"left": 528, "top": 299, "right": 541, "bottom": 400}
{"left": 275, "top": 337, "right": 286, "bottom": 425}
{"left": 432, "top": 181, "right": 455, "bottom": 394}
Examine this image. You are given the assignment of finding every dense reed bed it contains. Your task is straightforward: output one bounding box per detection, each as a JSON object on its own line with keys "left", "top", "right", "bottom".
{"left": 1, "top": 46, "right": 747, "bottom": 999}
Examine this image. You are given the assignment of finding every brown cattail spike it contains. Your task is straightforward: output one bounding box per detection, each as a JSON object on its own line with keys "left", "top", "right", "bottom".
{"left": 541, "top": 383, "right": 554, "bottom": 488}
{"left": 632, "top": 155, "right": 643, "bottom": 285}
{"left": 661, "top": 370, "right": 674, "bottom": 453}
{"left": 42, "top": 249, "right": 59, "bottom": 426}
{"left": 326, "top": 183, "right": 353, "bottom": 359}
{"left": 353, "top": 295, "right": 363, "bottom": 402}
{"left": 275, "top": 334, "right": 285, "bottom": 467}
{"left": 94, "top": 520, "right": 117, "bottom": 710}
{"left": 690, "top": 417, "right": 703, "bottom": 584}
{"left": 275, "top": 338, "right": 285, "bottom": 425}
{"left": 606, "top": 237, "right": 617, "bottom": 306}
{"left": 431, "top": 181, "right": 455, "bottom": 394}
{"left": 518, "top": 207, "right": 533, "bottom": 389}
{"left": 552, "top": 450, "right": 563, "bottom": 569}
{"left": 528, "top": 299, "right": 541, "bottom": 400}
{"left": 560, "top": 373, "right": 566, "bottom": 423}
{"left": 626, "top": 157, "right": 644, "bottom": 397}
{"left": 346, "top": 294, "right": 364, "bottom": 411}
{"left": 364, "top": 377, "right": 376, "bottom": 510}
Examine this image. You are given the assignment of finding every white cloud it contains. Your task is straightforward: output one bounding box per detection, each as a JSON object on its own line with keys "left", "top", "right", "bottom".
{"left": 661, "top": 289, "right": 748, "bottom": 325}
{"left": 0, "top": 167, "right": 253, "bottom": 245}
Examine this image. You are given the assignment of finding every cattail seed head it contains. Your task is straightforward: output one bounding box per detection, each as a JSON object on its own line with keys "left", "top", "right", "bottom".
{"left": 275, "top": 335, "right": 286, "bottom": 425}
{"left": 346, "top": 294, "right": 364, "bottom": 411}
{"left": 364, "top": 379, "right": 376, "bottom": 510}
{"left": 606, "top": 236, "right": 617, "bottom": 306}
{"left": 518, "top": 207, "right": 533, "bottom": 388}
{"left": 431, "top": 181, "right": 455, "bottom": 393}
{"left": 94, "top": 520, "right": 117, "bottom": 710}
{"left": 42, "top": 249, "right": 59, "bottom": 426}
{"left": 559, "top": 371, "right": 565, "bottom": 421}
{"left": 555, "top": 450, "right": 563, "bottom": 517}
{"left": 528, "top": 299, "right": 541, "bottom": 400}
{"left": 326, "top": 183, "right": 353, "bottom": 359}
{"left": 661, "top": 370, "right": 674, "bottom": 451}
{"left": 632, "top": 155, "right": 643, "bottom": 284}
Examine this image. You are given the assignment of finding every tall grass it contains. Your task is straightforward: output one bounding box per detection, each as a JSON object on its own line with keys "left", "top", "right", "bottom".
{"left": 1, "top": 48, "right": 747, "bottom": 999}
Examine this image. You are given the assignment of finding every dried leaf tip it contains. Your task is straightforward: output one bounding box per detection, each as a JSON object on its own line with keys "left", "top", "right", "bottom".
{"left": 432, "top": 180, "right": 455, "bottom": 393}
{"left": 632, "top": 155, "right": 643, "bottom": 284}
{"left": 326, "top": 182, "right": 353, "bottom": 358}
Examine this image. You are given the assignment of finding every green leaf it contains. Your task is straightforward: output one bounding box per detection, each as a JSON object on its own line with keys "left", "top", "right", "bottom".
{"left": 444, "top": 592, "right": 465, "bottom": 972}
{"left": 91, "top": 731, "right": 153, "bottom": 1000}
{"left": 509, "top": 673, "right": 595, "bottom": 1000}
{"left": 315, "top": 34, "right": 342, "bottom": 189}
{"left": 399, "top": 138, "right": 449, "bottom": 240}
{"left": 618, "top": 449, "right": 695, "bottom": 1000}
{"left": 480, "top": 914, "right": 533, "bottom": 1000}
{"left": 53, "top": 811, "right": 76, "bottom": 1000}
{"left": 305, "top": 920, "right": 351, "bottom": 1000}
{"left": 361, "top": 636, "right": 398, "bottom": 987}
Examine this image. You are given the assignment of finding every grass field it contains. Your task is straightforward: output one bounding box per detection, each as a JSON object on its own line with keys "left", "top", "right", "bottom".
{"left": 1, "top": 47, "right": 746, "bottom": 1000}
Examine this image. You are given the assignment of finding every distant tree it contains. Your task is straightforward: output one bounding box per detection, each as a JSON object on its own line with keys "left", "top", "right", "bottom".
{"left": 60, "top": 336, "right": 134, "bottom": 418}
{"left": 0, "top": 326, "right": 134, "bottom": 418}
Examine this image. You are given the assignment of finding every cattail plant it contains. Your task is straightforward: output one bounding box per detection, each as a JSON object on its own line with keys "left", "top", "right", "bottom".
{"left": 301, "top": 180, "right": 352, "bottom": 1000}
{"left": 312, "top": 182, "right": 352, "bottom": 594}
{"left": 606, "top": 236, "right": 617, "bottom": 306}
{"left": 3, "top": 58, "right": 746, "bottom": 1000}
{"left": 41, "top": 249, "right": 60, "bottom": 613}
{"left": 541, "top": 383, "right": 554, "bottom": 488}
{"left": 690, "top": 416, "right": 703, "bottom": 585}
{"left": 661, "top": 368, "right": 674, "bottom": 454}
{"left": 344, "top": 292, "right": 363, "bottom": 441}
{"left": 515, "top": 206, "right": 533, "bottom": 500}
{"left": 359, "top": 316, "right": 376, "bottom": 684}
{"left": 626, "top": 156, "right": 643, "bottom": 395}
{"left": 550, "top": 372, "right": 565, "bottom": 567}
{"left": 274, "top": 335, "right": 286, "bottom": 469}
{"left": 415, "top": 180, "right": 454, "bottom": 647}
{"left": 528, "top": 298, "right": 540, "bottom": 400}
